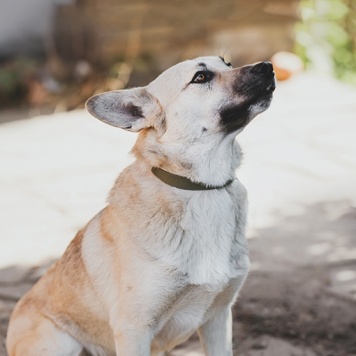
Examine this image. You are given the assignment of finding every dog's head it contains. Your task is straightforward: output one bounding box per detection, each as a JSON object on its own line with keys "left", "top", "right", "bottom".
{"left": 86, "top": 56, "right": 275, "bottom": 183}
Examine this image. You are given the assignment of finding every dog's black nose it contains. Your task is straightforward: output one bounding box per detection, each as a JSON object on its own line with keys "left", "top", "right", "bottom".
{"left": 251, "top": 61, "right": 274, "bottom": 76}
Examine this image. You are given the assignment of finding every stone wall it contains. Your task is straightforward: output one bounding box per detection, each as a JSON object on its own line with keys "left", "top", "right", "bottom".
{"left": 53, "top": 0, "right": 299, "bottom": 72}
{"left": 52, "top": 0, "right": 299, "bottom": 86}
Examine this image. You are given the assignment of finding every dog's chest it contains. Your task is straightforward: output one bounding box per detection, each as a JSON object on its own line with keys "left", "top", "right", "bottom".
{"left": 153, "top": 283, "right": 223, "bottom": 348}
{"left": 145, "top": 187, "right": 247, "bottom": 286}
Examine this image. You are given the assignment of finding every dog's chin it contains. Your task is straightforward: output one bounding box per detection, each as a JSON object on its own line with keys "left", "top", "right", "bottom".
{"left": 249, "top": 93, "right": 273, "bottom": 116}
{"left": 220, "top": 92, "right": 273, "bottom": 134}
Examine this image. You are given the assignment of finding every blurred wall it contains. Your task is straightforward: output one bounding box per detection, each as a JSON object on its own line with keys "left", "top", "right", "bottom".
{"left": 50, "top": 0, "right": 299, "bottom": 70}
{"left": 78, "top": 0, "right": 299, "bottom": 69}
{"left": 0, "top": 0, "right": 300, "bottom": 110}
{"left": 0, "top": 0, "right": 73, "bottom": 58}
{"left": 0, "top": 0, "right": 299, "bottom": 66}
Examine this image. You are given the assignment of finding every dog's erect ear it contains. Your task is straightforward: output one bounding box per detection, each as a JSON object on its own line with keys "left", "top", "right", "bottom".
{"left": 86, "top": 88, "right": 162, "bottom": 132}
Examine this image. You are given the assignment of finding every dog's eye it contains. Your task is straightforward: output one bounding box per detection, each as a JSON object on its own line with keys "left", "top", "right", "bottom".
{"left": 191, "top": 71, "right": 214, "bottom": 84}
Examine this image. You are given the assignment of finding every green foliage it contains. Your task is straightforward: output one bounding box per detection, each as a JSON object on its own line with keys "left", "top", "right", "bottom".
{"left": 295, "top": 0, "right": 356, "bottom": 84}
{"left": 0, "top": 58, "right": 37, "bottom": 104}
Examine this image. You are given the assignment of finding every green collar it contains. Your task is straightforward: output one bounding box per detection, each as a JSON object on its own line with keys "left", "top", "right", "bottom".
{"left": 151, "top": 167, "right": 235, "bottom": 191}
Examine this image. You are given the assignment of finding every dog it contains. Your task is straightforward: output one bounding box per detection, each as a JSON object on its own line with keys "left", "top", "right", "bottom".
{"left": 7, "top": 56, "right": 275, "bottom": 355}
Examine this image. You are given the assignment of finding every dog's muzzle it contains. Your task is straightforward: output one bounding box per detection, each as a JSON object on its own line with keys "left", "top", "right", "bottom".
{"left": 219, "top": 61, "right": 276, "bottom": 133}
{"left": 249, "top": 61, "right": 276, "bottom": 92}
{"left": 250, "top": 61, "right": 274, "bottom": 76}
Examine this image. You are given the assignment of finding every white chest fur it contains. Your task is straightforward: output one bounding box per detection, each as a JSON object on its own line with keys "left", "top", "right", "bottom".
{"left": 141, "top": 181, "right": 249, "bottom": 286}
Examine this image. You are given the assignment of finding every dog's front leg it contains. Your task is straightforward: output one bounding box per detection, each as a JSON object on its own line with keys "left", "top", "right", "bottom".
{"left": 113, "top": 322, "right": 152, "bottom": 356}
{"left": 198, "top": 306, "right": 233, "bottom": 356}
{"left": 198, "top": 273, "right": 248, "bottom": 356}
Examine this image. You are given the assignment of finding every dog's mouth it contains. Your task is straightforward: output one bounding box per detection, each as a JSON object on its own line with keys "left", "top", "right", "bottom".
{"left": 263, "top": 75, "right": 276, "bottom": 96}
{"left": 256, "top": 80, "right": 276, "bottom": 102}
{"left": 220, "top": 64, "right": 276, "bottom": 133}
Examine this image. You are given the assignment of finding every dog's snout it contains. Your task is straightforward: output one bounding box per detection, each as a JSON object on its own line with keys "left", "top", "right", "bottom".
{"left": 250, "top": 61, "right": 274, "bottom": 76}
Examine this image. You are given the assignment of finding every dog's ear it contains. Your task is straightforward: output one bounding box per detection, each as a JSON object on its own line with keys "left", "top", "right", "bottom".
{"left": 86, "top": 88, "right": 162, "bottom": 132}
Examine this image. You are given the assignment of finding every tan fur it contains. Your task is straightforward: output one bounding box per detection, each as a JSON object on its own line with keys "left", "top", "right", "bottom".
{"left": 7, "top": 56, "right": 275, "bottom": 355}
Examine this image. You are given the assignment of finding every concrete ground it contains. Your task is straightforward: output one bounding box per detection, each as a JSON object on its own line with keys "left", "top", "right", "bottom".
{"left": 1, "top": 72, "right": 356, "bottom": 355}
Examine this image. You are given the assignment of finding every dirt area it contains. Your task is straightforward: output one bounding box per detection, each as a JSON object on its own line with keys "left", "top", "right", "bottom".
{"left": 172, "top": 202, "right": 356, "bottom": 356}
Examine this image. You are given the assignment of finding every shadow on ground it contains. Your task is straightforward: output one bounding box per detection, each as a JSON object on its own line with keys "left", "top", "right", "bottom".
{"left": 234, "top": 200, "right": 356, "bottom": 356}
{"left": 1, "top": 201, "right": 356, "bottom": 355}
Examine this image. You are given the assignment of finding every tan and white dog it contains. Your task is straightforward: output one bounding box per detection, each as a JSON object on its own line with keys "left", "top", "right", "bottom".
{"left": 7, "top": 56, "right": 275, "bottom": 355}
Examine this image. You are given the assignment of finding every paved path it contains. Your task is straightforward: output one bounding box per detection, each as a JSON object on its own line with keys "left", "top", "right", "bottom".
{"left": 1, "top": 72, "right": 356, "bottom": 355}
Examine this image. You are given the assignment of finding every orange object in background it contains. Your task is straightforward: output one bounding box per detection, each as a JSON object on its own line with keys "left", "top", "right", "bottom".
{"left": 271, "top": 51, "right": 304, "bottom": 81}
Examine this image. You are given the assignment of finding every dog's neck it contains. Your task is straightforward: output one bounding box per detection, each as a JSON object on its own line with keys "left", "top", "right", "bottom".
{"left": 132, "top": 131, "right": 242, "bottom": 186}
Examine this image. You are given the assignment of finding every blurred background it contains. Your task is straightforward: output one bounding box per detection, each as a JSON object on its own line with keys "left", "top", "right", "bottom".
{"left": 1, "top": 1, "right": 356, "bottom": 355}
{"left": 0, "top": 0, "right": 354, "bottom": 119}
